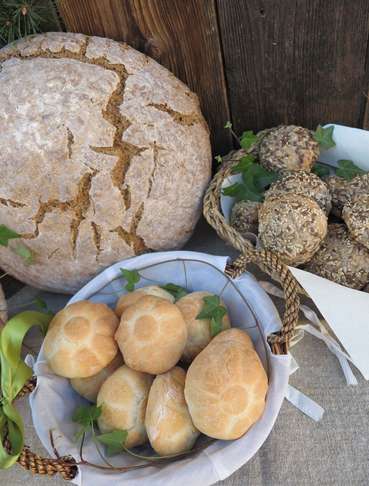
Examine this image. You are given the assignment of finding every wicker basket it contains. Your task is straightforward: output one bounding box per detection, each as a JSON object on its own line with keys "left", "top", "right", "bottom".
{"left": 9, "top": 250, "right": 300, "bottom": 481}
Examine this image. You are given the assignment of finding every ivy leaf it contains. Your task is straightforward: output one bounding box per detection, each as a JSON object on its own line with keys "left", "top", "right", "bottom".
{"left": 224, "top": 121, "right": 232, "bottom": 129}
{"left": 231, "top": 154, "right": 255, "bottom": 174}
{"left": 336, "top": 159, "right": 366, "bottom": 181}
{"left": 215, "top": 155, "right": 223, "bottom": 165}
{"left": 34, "top": 297, "right": 47, "bottom": 311}
{"left": 222, "top": 182, "right": 263, "bottom": 202}
{"left": 12, "top": 244, "right": 34, "bottom": 265}
{"left": 240, "top": 130, "right": 258, "bottom": 150}
{"left": 313, "top": 125, "right": 336, "bottom": 150}
{"left": 243, "top": 164, "right": 279, "bottom": 191}
{"left": 96, "top": 429, "right": 128, "bottom": 456}
{"left": 120, "top": 268, "right": 140, "bottom": 292}
{"left": 312, "top": 163, "right": 331, "bottom": 178}
{"left": 196, "top": 295, "right": 227, "bottom": 337}
{"left": 0, "top": 225, "right": 20, "bottom": 247}
{"left": 160, "top": 283, "right": 188, "bottom": 301}
{"left": 72, "top": 404, "right": 102, "bottom": 441}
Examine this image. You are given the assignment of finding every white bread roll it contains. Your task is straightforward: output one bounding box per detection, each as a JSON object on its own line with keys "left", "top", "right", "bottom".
{"left": 70, "top": 353, "right": 123, "bottom": 402}
{"left": 176, "top": 291, "right": 231, "bottom": 362}
{"left": 44, "top": 301, "right": 119, "bottom": 378}
{"left": 97, "top": 365, "right": 153, "bottom": 448}
{"left": 115, "top": 285, "right": 174, "bottom": 317}
{"left": 145, "top": 367, "right": 199, "bottom": 455}
{"left": 184, "top": 329, "right": 268, "bottom": 440}
{"left": 115, "top": 295, "right": 187, "bottom": 374}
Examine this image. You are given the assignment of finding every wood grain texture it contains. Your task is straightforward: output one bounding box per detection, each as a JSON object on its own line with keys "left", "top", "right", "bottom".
{"left": 58, "top": 0, "right": 232, "bottom": 155}
{"left": 217, "top": 0, "right": 369, "bottom": 134}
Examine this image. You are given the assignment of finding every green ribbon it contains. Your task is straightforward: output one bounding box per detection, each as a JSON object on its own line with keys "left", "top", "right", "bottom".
{"left": 0, "top": 311, "right": 52, "bottom": 468}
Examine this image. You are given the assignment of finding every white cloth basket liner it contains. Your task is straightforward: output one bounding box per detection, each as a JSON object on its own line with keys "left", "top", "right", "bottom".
{"left": 29, "top": 250, "right": 290, "bottom": 486}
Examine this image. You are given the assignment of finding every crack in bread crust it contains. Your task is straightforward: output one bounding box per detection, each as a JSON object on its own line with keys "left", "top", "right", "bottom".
{"left": 111, "top": 202, "right": 146, "bottom": 254}
{"left": 148, "top": 102, "right": 205, "bottom": 127}
{"left": 0, "top": 197, "right": 26, "bottom": 208}
{"left": 0, "top": 37, "right": 149, "bottom": 254}
{"left": 91, "top": 221, "right": 102, "bottom": 260}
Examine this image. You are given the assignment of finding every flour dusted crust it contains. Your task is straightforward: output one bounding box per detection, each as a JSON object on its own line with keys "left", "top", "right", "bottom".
{"left": 259, "top": 193, "right": 327, "bottom": 265}
{"left": 145, "top": 367, "right": 199, "bottom": 455}
{"left": 115, "top": 285, "right": 174, "bottom": 317}
{"left": 184, "top": 329, "right": 268, "bottom": 440}
{"left": 0, "top": 33, "right": 211, "bottom": 293}
{"left": 305, "top": 224, "right": 369, "bottom": 289}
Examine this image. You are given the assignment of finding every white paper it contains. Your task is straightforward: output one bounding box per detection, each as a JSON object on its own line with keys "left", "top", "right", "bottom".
{"left": 289, "top": 267, "right": 369, "bottom": 380}
{"left": 29, "top": 250, "right": 290, "bottom": 486}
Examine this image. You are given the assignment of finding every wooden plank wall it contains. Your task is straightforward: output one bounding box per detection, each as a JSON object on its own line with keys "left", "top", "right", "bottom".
{"left": 58, "top": 0, "right": 369, "bottom": 155}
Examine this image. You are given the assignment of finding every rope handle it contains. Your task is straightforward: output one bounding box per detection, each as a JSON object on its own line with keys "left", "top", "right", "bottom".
{"left": 203, "top": 150, "right": 300, "bottom": 353}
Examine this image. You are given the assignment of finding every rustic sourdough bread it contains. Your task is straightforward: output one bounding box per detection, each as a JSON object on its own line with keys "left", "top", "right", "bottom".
{"left": 0, "top": 33, "right": 211, "bottom": 292}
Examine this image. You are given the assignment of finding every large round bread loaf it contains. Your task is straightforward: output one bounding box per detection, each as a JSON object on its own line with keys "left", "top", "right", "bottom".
{"left": 184, "top": 329, "right": 268, "bottom": 440}
{"left": 0, "top": 33, "right": 211, "bottom": 293}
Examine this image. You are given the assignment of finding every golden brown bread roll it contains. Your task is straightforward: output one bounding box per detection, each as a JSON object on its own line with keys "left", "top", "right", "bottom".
{"left": 115, "top": 285, "right": 174, "bottom": 318}
{"left": 97, "top": 365, "right": 153, "bottom": 448}
{"left": 176, "top": 291, "right": 231, "bottom": 362}
{"left": 145, "top": 367, "right": 199, "bottom": 455}
{"left": 184, "top": 329, "right": 268, "bottom": 440}
{"left": 115, "top": 295, "right": 187, "bottom": 374}
{"left": 70, "top": 353, "right": 123, "bottom": 402}
{"left": 44, "top": 301, "right": 119, "bottom": 378}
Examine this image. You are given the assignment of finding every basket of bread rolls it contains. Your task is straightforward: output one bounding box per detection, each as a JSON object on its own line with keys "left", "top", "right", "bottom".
{"left": 205, "top": 123, "right": 369, "bottom": 292}
{"left": 12, "top": 250, "right": 299, "bottom": 485}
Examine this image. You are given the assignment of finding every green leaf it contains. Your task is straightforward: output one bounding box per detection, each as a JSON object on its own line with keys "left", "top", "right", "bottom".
{"left": 0, "top": 311, "right": 53, "bottom": 468}
{"left": 313, "top": 125, "right": 336, "bottom": 150}
{"left": 12, "top": 244, "right": 34, "bottom": 265}
{"left": 242, "top": 163, "right": 279, "bottom": 191}
{"left": 215, "top": 155, "right": 223, "bottom": 165}
{"left": 120, "top": 268, "right": 140, "bottom": 292}
{"left": 34, "top": 297, "right": 47, "bottom": 311}
{"left": 72, "top": 404, "right": 102, "bottom": 428}
{"left": 96, "top": 429, "right": 128, "bottom": 456}
{"left": 240, "top": 130, "right": 258, "bottom": 150}
{"left": 222, "top": 182, "right": 264, "bottom": 202}
{"left": 231, "top": 154, "right": 256, "bottom": 174}
{"left": 336, "top": 159, "right": 366, "bottom": 181}
{"left": 224, "top": 121, "right": 232, "bottom": 129}
{"left": 312, "top": 163, "right": 331, "bottom": 178}
{"left": 160, "top": 283, "right": 188, "bottom": 301}
{"left": 196, "top": 295, "right": 227, "bottom": 337}
{"left": 0, "top": 225, "right": 20, "bottom": 247}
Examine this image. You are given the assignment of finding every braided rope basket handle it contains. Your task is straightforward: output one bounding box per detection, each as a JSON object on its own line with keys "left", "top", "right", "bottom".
{"left": 203, "top": 149, "right": 300, "bottom": 354}
{"left": 10, "top": 378, "right": 78, "bottom": 480}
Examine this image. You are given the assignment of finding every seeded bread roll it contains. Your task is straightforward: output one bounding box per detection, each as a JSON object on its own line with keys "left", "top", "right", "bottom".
{"left": 97, "top": 365, "right": 153, "bottom": 448}
{"left": 259, "top": 193, "right": 327, "bottom": 265}
{"left": 44, "top": 301, "right": 119, "bottom": 378}
{"left": 176, "top": 291, "right": 231, "bottom": 362}
{"left": 115, "top": 285, "right": 174, "bottom": 317}
{"left": 324, "top": 175, "right": 353, "bottom": 217}
{"left": 305, "top": 224, "right": 369, "bottom": 289}
{"left": 71, "top": 353, "right": 123, "bottom": 402}
{"left": 145, "top": 367, "right": 199, "bottom": 455}
{"left": 230, "top": 200, "right": 261, "bottom": 236}
{"left": 259, "top": 125, "right": 319, "bottom": 173}
{"left": 184, "top": 329, "right": 268, "bottom": 440}
{"left": 342, "top": 194, "right": 369, "bottom": 250}
{"left": 265, "top": 171, "right": 331, "bottom": 214}
{"left": 115, "top": 295, "right": 187, "bottom": 374}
